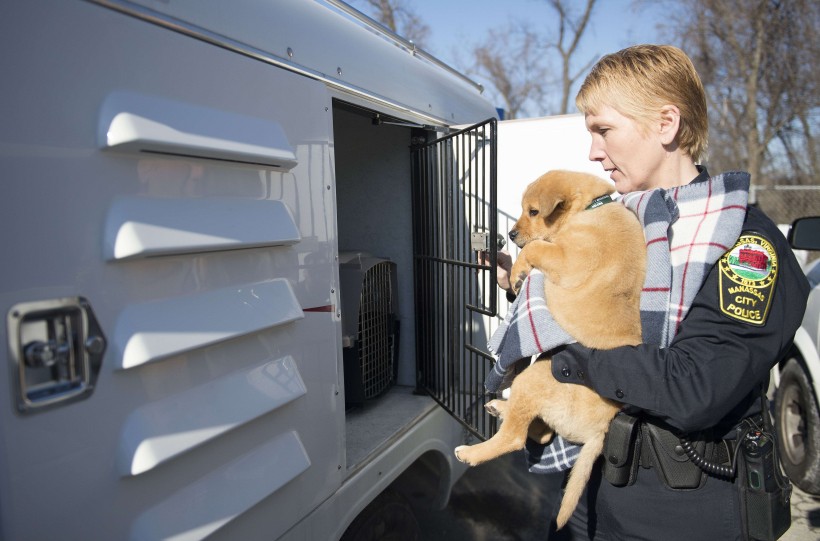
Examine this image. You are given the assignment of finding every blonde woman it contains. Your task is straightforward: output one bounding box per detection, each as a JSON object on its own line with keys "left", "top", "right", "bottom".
{"left": 499, "top": 45, "right": 809, "bottom": 540}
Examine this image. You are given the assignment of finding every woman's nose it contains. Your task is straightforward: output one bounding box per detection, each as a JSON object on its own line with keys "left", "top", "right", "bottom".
{"left": 588, "top": 140, "right": 606, "bottom": 162}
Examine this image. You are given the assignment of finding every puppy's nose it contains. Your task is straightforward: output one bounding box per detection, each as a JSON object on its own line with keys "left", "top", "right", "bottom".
{"left": 509, "top": 230, "right": 518, "bottom": 241}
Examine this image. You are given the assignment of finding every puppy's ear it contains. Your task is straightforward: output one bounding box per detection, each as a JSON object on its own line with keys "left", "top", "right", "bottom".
{"left": 540, "top": 194, "right": 565, "bottom": 221}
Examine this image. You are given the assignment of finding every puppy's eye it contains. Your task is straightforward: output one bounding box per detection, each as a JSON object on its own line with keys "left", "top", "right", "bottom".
{"left": 529, "top": 209, "right": 539, "bottom": 217}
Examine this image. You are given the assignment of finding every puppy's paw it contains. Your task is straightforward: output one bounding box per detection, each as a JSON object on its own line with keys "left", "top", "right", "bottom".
{"left": 484, "top": 399, "right": 506, "bottom": 418}
{"left": 454, "top": 445, "right": 471, "bottom": 464}
{"left": 509, "top": 259, "right": 532, "bottom": 294}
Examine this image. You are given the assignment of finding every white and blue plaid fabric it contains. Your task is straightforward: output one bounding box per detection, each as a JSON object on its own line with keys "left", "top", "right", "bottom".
{"left": 485, "top": 269, "right": 573, "bottom": 393}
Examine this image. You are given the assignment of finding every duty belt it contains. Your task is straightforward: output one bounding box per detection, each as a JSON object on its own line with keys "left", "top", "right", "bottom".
{"left": 603, "top": 414, "right": 738, "bottom": 490}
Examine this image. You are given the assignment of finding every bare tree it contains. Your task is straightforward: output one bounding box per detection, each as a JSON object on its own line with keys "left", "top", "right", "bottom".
{"left": 670, "top": 0, "right": 819, "bottom": 191}
{"left": 353, "top": 0, "right": 430, "bottom": 48}
{"left": 546, "top": 0, "right": 599, "bottom": 114}
{"left": 471, "top": 25, "right": 546, "bottom": 119}
{"left": 469, "top": 0, "right": 599, "bottom": 118}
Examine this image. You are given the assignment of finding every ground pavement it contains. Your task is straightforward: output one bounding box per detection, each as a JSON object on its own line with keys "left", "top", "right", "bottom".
{"left": 415, "top": 452, "right": 820, "bottom": 540}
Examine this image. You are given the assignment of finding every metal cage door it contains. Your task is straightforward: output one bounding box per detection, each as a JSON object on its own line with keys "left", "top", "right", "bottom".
{"left": 412, "top": 118, "right": 500, "bottom": 440}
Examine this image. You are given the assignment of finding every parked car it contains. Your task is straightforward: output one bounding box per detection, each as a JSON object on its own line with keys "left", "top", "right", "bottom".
{"left": 772, "top": 217, "right": 820, "bottom": 494}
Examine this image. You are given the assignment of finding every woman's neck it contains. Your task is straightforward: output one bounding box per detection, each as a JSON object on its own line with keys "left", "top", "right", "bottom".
{"left": 657, "top": 155, "right": 700, "bottom": 190}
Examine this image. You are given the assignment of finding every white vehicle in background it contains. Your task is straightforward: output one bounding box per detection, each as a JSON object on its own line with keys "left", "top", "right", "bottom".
{"left": 772, "top": 217, "right": 820, "bottom": 494}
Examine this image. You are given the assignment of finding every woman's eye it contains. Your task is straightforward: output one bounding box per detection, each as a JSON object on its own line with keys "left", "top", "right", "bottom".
{"left": 529, "top": 209, "right": 539, "bottom": 217}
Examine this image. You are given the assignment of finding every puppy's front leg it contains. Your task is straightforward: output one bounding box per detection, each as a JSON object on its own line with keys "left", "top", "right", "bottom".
{"left": 510, "top": 240, "right": 566, "bottom": 292}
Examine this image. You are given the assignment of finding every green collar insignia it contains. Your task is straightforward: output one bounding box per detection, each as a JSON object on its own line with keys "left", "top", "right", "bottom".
{"left": 586, "top": 194, "right": 614, "bottom": 210}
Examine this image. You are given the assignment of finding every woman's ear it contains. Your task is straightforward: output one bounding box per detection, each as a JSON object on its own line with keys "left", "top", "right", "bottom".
{"left": 658, "top": 104, "right": 681, "bottom": 146}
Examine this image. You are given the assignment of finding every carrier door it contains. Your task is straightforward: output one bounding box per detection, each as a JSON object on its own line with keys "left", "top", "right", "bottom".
{"left": 412, "top": 118, "right": 499, "bottom": 440}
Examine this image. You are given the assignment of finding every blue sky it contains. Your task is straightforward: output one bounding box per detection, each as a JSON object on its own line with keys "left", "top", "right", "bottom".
{"left": 415, "top": 0, "right": 663, "bottom": 59}
{"left": 376, "top": 1, "right": 667, "bottom": 115}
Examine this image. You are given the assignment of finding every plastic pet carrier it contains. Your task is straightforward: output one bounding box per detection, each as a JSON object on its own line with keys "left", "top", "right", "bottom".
{"left": 339, "top": 252, "right": 399, "bottom": 408}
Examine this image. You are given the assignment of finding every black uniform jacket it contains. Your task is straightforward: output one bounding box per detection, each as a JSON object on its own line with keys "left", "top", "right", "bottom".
{"left": 551, "top": 205, "right": 810, "bottom": 437}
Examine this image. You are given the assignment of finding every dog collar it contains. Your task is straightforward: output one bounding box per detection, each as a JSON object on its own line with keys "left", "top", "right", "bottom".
{"left": 585, "top": 194, "right": 614, "bottom": 210}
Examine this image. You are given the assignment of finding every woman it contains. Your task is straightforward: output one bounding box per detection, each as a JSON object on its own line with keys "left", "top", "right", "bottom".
{"left": 497, "top": 45, "right": 809, "bottom": 540}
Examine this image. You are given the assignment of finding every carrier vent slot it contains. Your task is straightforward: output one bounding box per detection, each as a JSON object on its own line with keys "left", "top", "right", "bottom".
{"left": 118, "top": 355, "right": 306, "bottom": 476}
{"left": 130, "top": 430, "right": 310, "bottom": 540}
{"left": 113, "top": 279, "right": 303, "bottom": 370}
{"left": 99, "top": 91, "right": 298, "bottom": 170}
{"left": 104, "top": 197, "right": 301, "bottom": 260}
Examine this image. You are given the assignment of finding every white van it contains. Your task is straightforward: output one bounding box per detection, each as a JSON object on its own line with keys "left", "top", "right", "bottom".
{"left": 0, "top": 1, "right": 506, "bottom": 539}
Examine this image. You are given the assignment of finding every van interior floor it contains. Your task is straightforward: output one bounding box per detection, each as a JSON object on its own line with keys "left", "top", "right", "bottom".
{"left": 345, "top": 386, "right": 436, "bottom": 473}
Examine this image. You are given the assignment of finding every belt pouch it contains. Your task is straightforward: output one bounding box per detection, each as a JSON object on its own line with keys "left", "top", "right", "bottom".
{"left": 644, "top": 422, "right": 709, "bottom": 489}
{"left": 603, "top": 413, "right": 640, "bottom": 486}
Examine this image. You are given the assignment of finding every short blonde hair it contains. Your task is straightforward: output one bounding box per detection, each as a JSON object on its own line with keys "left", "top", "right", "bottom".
{"left": 576, "top": 45, "right": 708, "bottom": 162}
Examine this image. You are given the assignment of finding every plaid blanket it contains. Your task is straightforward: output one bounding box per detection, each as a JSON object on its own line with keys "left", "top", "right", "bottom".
{"left": 485, "top": 269, "right": 573, "bottom": 393}
{"left": 625, "top": 172, "right": 750, "bottom": 345}
{"left": 486, "top": 171, "right": 750, "bottom": 474}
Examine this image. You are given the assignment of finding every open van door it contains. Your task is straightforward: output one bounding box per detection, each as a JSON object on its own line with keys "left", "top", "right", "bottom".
{"left": 412, "top": 118, "right": 500, "bottom": 440}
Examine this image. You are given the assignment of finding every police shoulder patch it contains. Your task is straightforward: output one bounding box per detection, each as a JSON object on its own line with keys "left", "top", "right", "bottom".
{"left": 718, "top": 232, "right": 778, "bottom": 325}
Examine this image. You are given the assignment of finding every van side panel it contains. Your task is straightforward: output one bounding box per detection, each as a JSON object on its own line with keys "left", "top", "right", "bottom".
{"left": 112, "top": 0, "right": 496, "bottom": 126}
{"left": 0, "top": 2, "right": 342, "bottom": 539}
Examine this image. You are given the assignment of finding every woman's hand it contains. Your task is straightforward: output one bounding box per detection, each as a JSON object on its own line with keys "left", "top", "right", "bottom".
{"left": 479, "top": 250, "right": 513, "bottom": 293}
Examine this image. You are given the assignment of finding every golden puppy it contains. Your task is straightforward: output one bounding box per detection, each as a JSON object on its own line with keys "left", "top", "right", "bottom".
{"left": 454, "top": 170, "right": 646, "bottom": 529}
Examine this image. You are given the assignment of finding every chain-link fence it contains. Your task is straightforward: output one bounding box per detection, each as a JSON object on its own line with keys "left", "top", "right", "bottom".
{"left": 753, "top": 186, "right": 820, "bottom": 225}
{"left": 753, "top": 185, "right": 820, "bottom": 264}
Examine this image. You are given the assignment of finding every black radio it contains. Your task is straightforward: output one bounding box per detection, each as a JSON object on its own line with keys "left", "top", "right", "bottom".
{"left": 743, "top": 431, "right": 777, "bottom": 491}
{"left": 740, "top": 430, "right": 791, "bottom": 541}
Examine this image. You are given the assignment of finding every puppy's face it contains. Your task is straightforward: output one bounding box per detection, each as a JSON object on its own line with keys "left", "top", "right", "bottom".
{"left": 509, "top": 182, "right": 568, "bottom": 248}
{"left": 508, "top": 170, "right": 611, "bottom": 248}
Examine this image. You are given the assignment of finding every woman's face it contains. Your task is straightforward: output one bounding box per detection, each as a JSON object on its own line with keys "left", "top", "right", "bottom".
{"left": 584, "top": 105, "right": 668, "bottom": 194}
